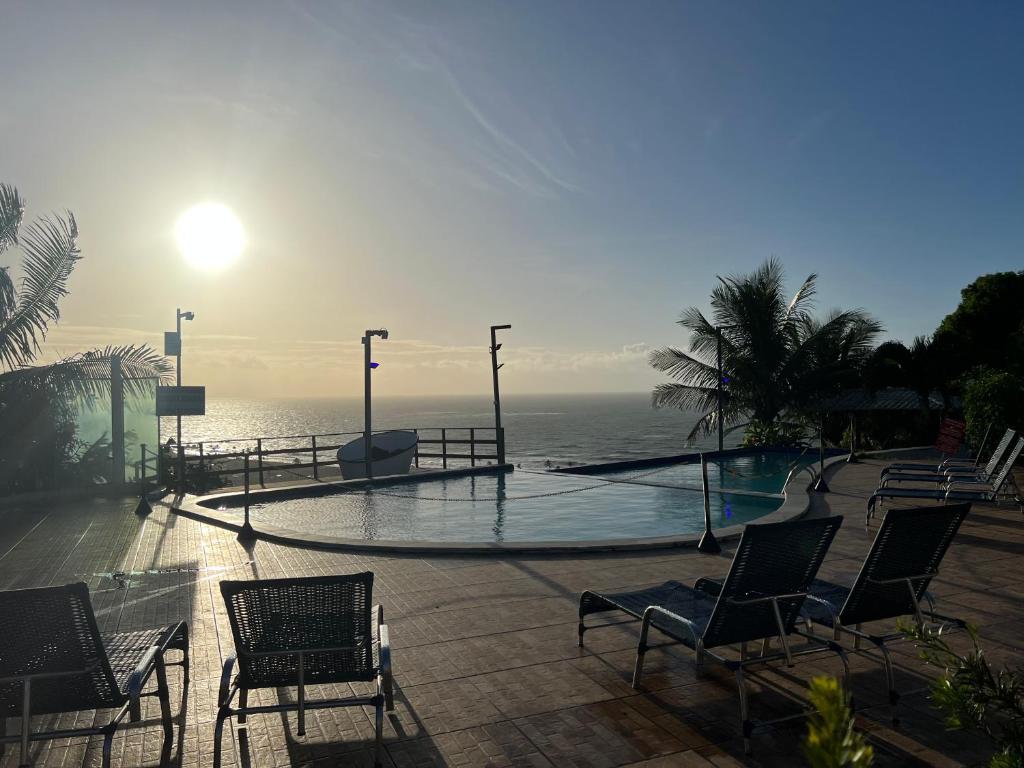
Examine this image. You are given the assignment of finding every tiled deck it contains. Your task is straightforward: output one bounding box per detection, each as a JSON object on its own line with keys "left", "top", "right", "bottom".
{"left": 1, "top": 457, "right": 1020, "bottom": 767}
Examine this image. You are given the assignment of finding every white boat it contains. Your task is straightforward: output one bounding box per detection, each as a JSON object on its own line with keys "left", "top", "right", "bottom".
{"left": 337, "top": 430, "right": 418, "bottom": 480}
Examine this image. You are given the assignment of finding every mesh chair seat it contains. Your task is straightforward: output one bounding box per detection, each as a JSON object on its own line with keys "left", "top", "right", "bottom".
{"left": 103, "top": 626, "right": 188, "bottom": 696}
{"left": 581, "top": 581, "right": 715, "bottom": 649}
{"left": 803, "top": 580, "right": 852, "bottom": 628}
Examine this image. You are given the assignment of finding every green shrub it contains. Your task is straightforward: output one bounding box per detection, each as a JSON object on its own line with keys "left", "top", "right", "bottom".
{"left": 962, "top": 368, "right": 1024, "bottom": 451}
{"left": 903, "top": 623, "right": 1024, "bottom": 768}
{"left": 803, "top": 676, "right": 874, "bottom": 767}
{"left": 742, "top": 419, "right": 808, "bottom": 448}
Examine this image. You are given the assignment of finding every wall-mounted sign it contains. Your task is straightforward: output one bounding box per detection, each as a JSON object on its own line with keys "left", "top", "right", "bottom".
{"left": 156, "top": 385, "right": 205, "bottom": 416}
{"left": 164, "top": 331, "right": 181, "bottom": 356}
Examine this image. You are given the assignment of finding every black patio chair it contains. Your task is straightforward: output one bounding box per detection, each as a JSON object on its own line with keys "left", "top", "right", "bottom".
{"left": 578, "top": 516, "right": 846, "bottom": 753}
{"left": 215, "top": 572, "right": 393, "bottom": 768}
{"left": 0, "top": 582, "right": 189, "bottom": 768}
{"left": 801, "top": 503, "right": 969, "bottom": 725}
{"left": 879, "top": 427, "right": 1015, "bottom": 480}
{"left": 866, "top": 437, "right": 1022, "bottom": 523}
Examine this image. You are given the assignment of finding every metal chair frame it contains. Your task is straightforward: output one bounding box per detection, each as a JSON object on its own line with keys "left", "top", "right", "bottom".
{"left": 0, "top": 584, "right": 189, "bottom": 768}
{"left": 214, "top": 576, "right": 393, "bottom": 768}
{"left": 578, "top": 516, "right": 848, "bottom": 754}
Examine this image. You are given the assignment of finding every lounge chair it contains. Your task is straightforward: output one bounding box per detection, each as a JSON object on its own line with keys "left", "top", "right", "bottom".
{"left": 578, "top": 516, "right": 846, "bottom": 753}
{"left": 866, "top": 438, "right": 1023, "bottom": 523}
{"left": 877, "top": 436, "right": 1021, "bottom": 488}
{"left": 214, "top": 573, "right": 393, "bottom": 768}
{"left": 0, "top": 582, "right": 189, "bottom": 768}
{"left": 801, "top": 503, "right": 969, "bottom": 724}
{"left": 879, "top": 427, "right": 1015, "bottom": 480}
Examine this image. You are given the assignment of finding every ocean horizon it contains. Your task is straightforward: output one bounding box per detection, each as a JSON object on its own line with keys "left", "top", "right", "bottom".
{"left": 161, "top": 392, "right": 730, "bottom": 470}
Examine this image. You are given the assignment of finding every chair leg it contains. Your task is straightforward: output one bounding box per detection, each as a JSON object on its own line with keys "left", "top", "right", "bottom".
{"left": 735, "top": 667, "right": 752, "bottom": 755}
{"left": 238, "top": 689, "right": 248, "bottom": 726}
{"left": 877, "top": 642, "right": 900, "bottom": 726}
{"left": 213, "top": 708, "right": 228, "bottom": 768}
{"left": 374, "top": 693, "right": 384, "bottom": 768}
{"left": 631, "top": 620, "right": 651, "bottom": 689}
{"left": 101, "top": 725, "right": 116, "bottom": 768}
{"left": 155, "top": 654, "right": 173, "bottom": 743}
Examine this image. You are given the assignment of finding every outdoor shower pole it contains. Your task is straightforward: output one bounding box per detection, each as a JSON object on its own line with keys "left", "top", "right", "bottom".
{"left": 364, "top": 332, "right": 373, "bottom": 481}
{"left": 362, "top": 329, "right": 389, "bottom": 481}
{"left": 697, "top": 453, "right": 721, "bottom": 553}
{"left": 716, "top": 328, "right": 724, "bottom": 453}
{"left": 490, "top": 325, "right": 512, "bottom": 465}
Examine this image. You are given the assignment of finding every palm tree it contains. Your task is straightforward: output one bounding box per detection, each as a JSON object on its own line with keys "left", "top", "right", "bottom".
{"left": 649, "top": 258, "right": 883, "bottom": 442}
{"left": 0, "top": 182, "right": 172, "bottom": 489}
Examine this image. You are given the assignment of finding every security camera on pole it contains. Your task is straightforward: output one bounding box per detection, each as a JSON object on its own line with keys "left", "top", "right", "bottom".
{"left": 156, "top": 309, "right": 205, "bottom": 494}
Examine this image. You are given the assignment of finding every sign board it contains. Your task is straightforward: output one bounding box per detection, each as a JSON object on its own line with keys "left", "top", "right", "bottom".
{"left": 156, "top": 385, "right": 206, "bottom": 416}
{"left": 164, "top": 331, "right": 181, "bottom": 356}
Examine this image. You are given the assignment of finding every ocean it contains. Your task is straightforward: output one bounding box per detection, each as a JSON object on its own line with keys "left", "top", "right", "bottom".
{"left": 161, "top": 393, "right": 731, "bottom": 470}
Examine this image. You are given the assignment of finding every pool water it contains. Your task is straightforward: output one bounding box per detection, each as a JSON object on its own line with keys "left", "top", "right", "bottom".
{"left": 217, "top": 451, "right": 816, "bottom": 544}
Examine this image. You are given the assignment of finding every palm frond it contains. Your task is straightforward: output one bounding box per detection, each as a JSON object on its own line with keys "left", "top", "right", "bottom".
{"left": 0, "top": 345, "right": 173, "bottom": 405}
{"left": 0, "top": 267, "right": 14, "bottom": 329}
{"left": 0, "top": 212, "right": 80, "bottom": 370}
{"left": 0, "top": 183, "right": 24, "bottom": 253}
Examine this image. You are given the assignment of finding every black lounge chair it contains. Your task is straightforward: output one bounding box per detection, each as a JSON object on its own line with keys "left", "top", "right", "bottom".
{"left": 879, "top": 427, "right": 1016, "bottom": 480}
{"left": 801, "top": 503, "right": 969, "bottom": 724}
{"left": 215, "top": 573, "right": 394, "bottom": 768}
{"left": 877, "top": 436, "right": 1021, "bottom": 489}
{"left": 0, "top": 582, "right": 189, "bottom": 768}
{"left": 578, "top": 516, "right": 846, "bottom": 753}
{"left": 867, "top": 438, "right": 1023, "bottom": 523}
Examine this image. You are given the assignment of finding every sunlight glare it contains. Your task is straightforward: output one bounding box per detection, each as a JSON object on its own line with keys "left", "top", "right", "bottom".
{"left": 175, "top": 202, "right": 245, "bottom": 271}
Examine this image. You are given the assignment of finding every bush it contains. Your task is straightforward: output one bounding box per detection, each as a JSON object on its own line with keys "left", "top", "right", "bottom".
{"left": 803, "top": 676, "right": 874, "bottom": 767}
{"left": 962, "top": 368, "right": 1024, "bottom": 451}
{"left": 742, "top": 420, "right": 808, "bottom": 448}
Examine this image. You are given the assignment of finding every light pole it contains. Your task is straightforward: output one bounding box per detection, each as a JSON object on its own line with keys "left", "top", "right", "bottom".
{"left": 489, "top": 325, "right": 511, "bottom": 465}
{"left": 175, "top": 308, "right": 194, "bottom": 491}
{"left": 716, "top": 327, "right": 724, "bottom": 453}
{"left": 362, "top": 329, "right": 388, "bottom": 480}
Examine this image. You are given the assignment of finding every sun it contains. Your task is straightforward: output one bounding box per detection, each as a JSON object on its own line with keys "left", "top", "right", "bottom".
{"left": 174, "top": 202, "right": 245, "bottom": 271}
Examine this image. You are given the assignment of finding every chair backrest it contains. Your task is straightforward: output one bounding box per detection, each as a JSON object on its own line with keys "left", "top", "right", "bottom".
{"left": 0, "top": 583, "right": 121, "bottom": 717}
{"left": 220, "top": 572, "right": 376, "bottom": 688}
{"left": 837, "top": 503, "right": 969, "bottom": 626}
{"left": 989, "top": 438, "right": 1023, "bottom": 493}
{"left": 701, "top": 516, "right": 843, "bottom": 649}
{"left": 982, "top": 428, "right": 1016, "bottom": 476}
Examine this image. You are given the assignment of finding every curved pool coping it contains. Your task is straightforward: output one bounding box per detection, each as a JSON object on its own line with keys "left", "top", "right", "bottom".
{"left": 168, "top": 448, "right": 910, "bottom": 555}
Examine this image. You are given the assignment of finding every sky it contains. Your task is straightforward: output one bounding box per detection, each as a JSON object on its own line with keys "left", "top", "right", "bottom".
{"left": 2, "top": 1, "right": 1022, "bottom": 398}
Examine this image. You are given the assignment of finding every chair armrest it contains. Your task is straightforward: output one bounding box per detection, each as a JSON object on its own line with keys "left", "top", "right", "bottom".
{"left": 218, "top": 654, "right": 237, "bottom": 707}
{"left": 378, "top": 622, "right": 393, "bottom": 711}
{"left": 640, "top": 605, "right": 700, "bottom": 646}
{"left": 693, "top": 577, "right": 723, "bottom": 597}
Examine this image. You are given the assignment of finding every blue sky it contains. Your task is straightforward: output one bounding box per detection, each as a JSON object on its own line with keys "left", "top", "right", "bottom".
{"left": 2, "top": 1, "right": 1022, "bottom": 396}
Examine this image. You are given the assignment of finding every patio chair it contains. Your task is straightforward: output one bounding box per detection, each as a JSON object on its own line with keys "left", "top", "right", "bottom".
{"left": 877, "top": 435, "right": 1021, "bottom": 489}
{"left": 214, "top": 573, "right": 393, "bottom": 768}
{"left": 578, "top": 515, "right": 846, "bottom": 753}
{"left": 867, "top": 437, "right": 1023, "bottom": 523}
{"left": 0, "top": 582, "right": 189, "bottom": 768}
{"left": 801, "top": 503, "right": 969, "bottom": 724}
{"left": 879, "top": 427, "right": 1015, "bottom": 480}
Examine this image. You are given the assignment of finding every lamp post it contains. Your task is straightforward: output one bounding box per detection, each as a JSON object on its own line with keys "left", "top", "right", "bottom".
{"left": 175, "top": 308, "right": 194, "bottom": 491}
{"left": 716, "top": 327, "right": 724, "bottom": 453}
{"left": 489, "top": 325, "right": 511, "bottom": 465}
{"left": 362, "top": 329, "right": 388, "bottom": 480}
{"left": 697, "top": 453, "right": 721, "bottom": 554}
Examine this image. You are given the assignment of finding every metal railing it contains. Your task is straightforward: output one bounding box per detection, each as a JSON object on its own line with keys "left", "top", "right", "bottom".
{"left": 164, "top": 426, "right": 504, "bottom": 492}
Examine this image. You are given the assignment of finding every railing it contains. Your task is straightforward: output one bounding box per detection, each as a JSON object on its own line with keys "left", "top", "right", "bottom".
{"left": 164, "top": 427, "right": 504, "bottom": 492}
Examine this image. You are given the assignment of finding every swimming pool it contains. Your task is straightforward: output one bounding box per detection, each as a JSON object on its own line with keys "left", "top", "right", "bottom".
{"left": 205, "top": 450, "right": 818, "bottom": 545}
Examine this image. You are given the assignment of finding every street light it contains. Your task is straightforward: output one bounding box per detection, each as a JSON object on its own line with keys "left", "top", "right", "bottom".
{"left": 175, "top": 308, "right": 194, "bottom": 491}
{"left": 362, "top": 329, "right": 388, "bottom": 480}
